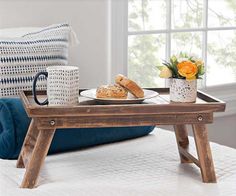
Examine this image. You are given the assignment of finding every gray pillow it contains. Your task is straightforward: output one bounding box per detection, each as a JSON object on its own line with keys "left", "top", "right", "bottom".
{"left": 0, "top": 23, "right": 70, "bottom": 97}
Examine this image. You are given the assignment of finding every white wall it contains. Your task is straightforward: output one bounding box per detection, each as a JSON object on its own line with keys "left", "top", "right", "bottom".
{"left": 1, "top": 0, "right": 235, "bottom": 148}
{"left": 208, "top": 115, "right": 236, "bottom": 149}
{"left": 0, "top": 0, "right": 110, "bottom": 88}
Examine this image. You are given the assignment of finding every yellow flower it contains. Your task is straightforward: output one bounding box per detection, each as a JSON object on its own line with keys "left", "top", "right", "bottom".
{"left": 195, "top": 60, "right": 204, "bottom": 66}
{"left": 177, "top": 61, "right": 198, "bottom": 80}
{"left": 159, "top": 66, "right": 172, "bottom": 78}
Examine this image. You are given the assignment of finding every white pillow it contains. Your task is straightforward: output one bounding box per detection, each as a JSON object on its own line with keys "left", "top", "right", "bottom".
{"left": 0, "top": 23, "right": 70, "bottom": 97}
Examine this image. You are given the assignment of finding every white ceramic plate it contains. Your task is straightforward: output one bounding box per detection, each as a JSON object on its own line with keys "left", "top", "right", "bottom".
{"left": 80, "top": 89, "right": 159, "bottom": 104}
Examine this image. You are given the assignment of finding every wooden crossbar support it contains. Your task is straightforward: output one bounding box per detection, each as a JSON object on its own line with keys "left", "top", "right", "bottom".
{"left": 178, "top": 146, "right": 200, "bottom": 167}
{"left": 174, "top": 125, "right": 193, "bottom": 163}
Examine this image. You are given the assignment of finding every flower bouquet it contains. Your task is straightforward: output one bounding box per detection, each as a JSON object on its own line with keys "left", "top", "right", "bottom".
{"left": 158, "top": 53, "right": 205, "bottom": 102}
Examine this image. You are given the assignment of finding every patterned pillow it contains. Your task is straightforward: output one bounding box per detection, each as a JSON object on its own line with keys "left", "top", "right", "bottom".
{"left": 0, "top": 23, "right": 70, "bottom": 97}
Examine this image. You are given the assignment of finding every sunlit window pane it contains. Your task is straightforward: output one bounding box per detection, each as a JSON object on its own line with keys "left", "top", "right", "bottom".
{"left": 208, "top": 0, "right": 236, "bottom": 27}
{"left": 172, "top": 0, "right": 204, "bottom": 29}
{"left": 207, "top": 30, "right": 236, "bottom": 86}
{"left": 171, "top": 32, "right": 202, "bottom": 57}
{"left": 128, "top": 34, "right": 166, "bottom": 87}
{"left": 128, "top": 0, "right": 167, "bottom": 32}
{"left": 128, "top": 0, "right": 236, "bottom": 87}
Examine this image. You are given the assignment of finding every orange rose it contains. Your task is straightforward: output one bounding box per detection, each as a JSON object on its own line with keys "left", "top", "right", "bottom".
{"left": 177, "top": 61, "right": 198, "bottom": 80}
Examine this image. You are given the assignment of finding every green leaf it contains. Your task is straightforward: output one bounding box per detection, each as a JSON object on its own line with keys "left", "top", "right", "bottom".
{"left": 156, "top": 66, "right": 163, "bottom": 71}
{"left": 198, "top": 65, "right": 205, "bottom": 75}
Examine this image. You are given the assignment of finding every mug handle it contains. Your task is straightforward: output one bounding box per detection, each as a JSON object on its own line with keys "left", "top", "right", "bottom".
{"left": 32, "top": 72, "right": 49, "bottom": 105}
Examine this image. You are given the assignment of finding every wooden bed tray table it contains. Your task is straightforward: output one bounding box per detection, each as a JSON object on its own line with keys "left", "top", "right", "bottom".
{"left": 17, "top": 88, "right": 226, "bottom": 188}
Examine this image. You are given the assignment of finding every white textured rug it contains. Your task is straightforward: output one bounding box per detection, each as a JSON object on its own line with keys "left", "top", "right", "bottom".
{"left": 0, "top": 128, "right": 236, "bottom": 196}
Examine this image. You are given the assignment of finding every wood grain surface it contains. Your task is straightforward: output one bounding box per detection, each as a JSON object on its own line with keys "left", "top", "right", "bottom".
{"left": 193, "top": 124, "right": 217, "bottom": 183}
{"left": 16, "top": 119, "right": 39, "bottom": 168}
{"left": 20, "top": 129, "right": 56, "bottom": 188}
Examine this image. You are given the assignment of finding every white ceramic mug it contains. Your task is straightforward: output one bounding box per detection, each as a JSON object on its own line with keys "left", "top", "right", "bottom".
{"left": 33, "top": 66, "right": 79, "bottom": 106}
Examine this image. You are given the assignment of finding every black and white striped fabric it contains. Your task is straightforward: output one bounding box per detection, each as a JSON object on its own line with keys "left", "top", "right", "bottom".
{"left": 0, "top": 23, "right": 70, "bottom": 97}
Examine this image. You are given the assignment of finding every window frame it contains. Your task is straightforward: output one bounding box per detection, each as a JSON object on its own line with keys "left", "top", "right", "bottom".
{"left": 109, "top": 0, "right": 236, "bottom": 116}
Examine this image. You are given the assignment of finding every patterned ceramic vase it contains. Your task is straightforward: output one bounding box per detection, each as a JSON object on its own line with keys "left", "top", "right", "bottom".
{"left": 169, "top": 78, "right": 197, "bottom": 103}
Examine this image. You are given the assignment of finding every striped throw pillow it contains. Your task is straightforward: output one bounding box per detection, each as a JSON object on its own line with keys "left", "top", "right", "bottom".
{"left": 0, "top": 23, "right": 70, "bottom": 97}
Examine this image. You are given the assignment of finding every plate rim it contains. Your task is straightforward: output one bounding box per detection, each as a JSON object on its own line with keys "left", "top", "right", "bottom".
{"left": 80, "top": 89, "right": 159, "bottom": 102}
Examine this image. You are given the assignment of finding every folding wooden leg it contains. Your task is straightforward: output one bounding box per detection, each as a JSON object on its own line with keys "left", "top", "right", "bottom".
{"left": 20, "top": 129, "right": 55, "bottom": 188}
{"left": 16, "top": 119, "right": 39, "bottom": 168}
{"left": 174, "top": 125, "right": 193, "bottom": 163}
{"left": 192, "top": 124, "right": 216, "bottom": 183}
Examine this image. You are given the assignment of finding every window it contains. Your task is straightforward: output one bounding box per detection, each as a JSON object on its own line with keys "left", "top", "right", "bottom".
{"left": 126, "top": 0, "right": 236, "bottom": 87}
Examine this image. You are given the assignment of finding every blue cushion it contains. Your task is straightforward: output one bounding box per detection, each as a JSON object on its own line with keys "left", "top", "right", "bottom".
{"left": 0, "top": 98, "right": 155, "bottom": 159}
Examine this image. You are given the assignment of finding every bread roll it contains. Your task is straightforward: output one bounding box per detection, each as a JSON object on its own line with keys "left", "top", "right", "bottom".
{"left": 96, "top": 84, "right": 128, "bottom": 99}
{"left": 115, "top": 74, "right": 144, "bottom": 98}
